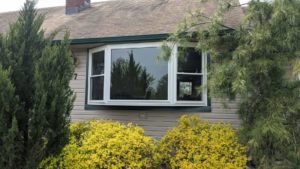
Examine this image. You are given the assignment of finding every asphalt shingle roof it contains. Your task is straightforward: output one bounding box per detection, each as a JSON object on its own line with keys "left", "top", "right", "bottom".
{"left": 0, "top": 0, "right": 243, "bottom": 40}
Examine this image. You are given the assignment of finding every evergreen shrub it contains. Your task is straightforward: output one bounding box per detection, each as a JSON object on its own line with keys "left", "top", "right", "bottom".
{"left": 154, "top": 115, "right": 248, "bottom": 169}
{"left": 0, "top": 1, "right": 74, "bottom": 168}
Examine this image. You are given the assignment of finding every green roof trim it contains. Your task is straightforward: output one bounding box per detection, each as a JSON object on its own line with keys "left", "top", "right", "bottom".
{"left": 54, "top": 34, "right": 170, "bottom": 45}
{"left": 53, "top": 30, "right": 235, "bottom": 45}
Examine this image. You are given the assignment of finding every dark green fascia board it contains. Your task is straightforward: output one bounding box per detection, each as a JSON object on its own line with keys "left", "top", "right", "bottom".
{"left": 53, "top": 28, "right": 234, "bottom": 45}
{"left": 54, "top": 34, "right": 170, "bottom": 45}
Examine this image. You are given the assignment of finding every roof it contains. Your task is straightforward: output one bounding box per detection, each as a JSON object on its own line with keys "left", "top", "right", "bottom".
{"left": 0, "top": 0, "right": 243, "bottom": 41}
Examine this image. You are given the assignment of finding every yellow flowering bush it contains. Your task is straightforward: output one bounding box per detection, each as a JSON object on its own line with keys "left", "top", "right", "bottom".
{"left": 40, "top": 121, "right": 156, "bottom": 169}
{"left": 40, "top": 116, "right": 248, "bottom": 169}
{"left": 154, "top": 115, "right": 248, "bottom": 169}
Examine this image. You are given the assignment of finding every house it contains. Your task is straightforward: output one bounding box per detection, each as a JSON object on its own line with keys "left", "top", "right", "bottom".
{"left": 0, "top": 0, "right": 244, "bottom": 138}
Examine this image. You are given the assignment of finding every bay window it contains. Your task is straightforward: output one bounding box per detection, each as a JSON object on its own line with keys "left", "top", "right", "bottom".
{"left": 88, "top": 42, "right": 207, "bottom": 107}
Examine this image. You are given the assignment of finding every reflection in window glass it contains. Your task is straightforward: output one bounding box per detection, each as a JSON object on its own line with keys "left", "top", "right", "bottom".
{"left": 91, "top": 76, "right": 104, "bottom": 100}
{"left": 178, "top": 47, "right": 202, "bottom": 73}
{"left": 111, "top": 47, "right": 168, "bottom": 100}
{"left": 92, "top": 51, "right": 105, "bottom": 75}
{"left": 177, "top": 75, "right": 202, "bottom": 101}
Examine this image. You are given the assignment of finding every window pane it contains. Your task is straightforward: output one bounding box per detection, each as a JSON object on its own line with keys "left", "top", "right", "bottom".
{"left": 178, "top": 47, "right": 202, "bottom": 73}
{"left": 111, "top": 47, "right": 168, "bottom": 100}
{"left": 177, "top": 75, "right": 202, "bottom": 101}
{"left": 90, "top": 76, "right": 104, "bottom": 100}
{"left": 92, "top": 51, "right": 105, "bottom": 75}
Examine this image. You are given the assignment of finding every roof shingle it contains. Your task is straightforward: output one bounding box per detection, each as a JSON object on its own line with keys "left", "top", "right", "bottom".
{"left": 0, "top": 0, "right": 243, "bottom": 40}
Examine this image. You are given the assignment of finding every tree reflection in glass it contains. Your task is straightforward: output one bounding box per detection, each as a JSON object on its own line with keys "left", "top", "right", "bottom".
{"left": 111, "top": 47, "right": 168, "bottom": 100}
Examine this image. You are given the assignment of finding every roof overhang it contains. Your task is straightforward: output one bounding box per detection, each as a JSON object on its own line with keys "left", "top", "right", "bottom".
{"left": 54, "top": 34, "right": 170, "bottom": 48}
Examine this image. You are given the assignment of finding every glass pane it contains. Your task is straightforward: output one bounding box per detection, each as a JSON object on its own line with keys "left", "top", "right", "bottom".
{"left": 178, "top": 47, "right": 202, "bottom": 73}
{"left": 111, "top": 47, "right": 168, "bottom": 100}
{"left": 177, "top": 75, "right": 202, "bottom": 101}
{"left": 90, "top": 76, "right": 104, "bottom": 100}
{"left": 92, "top": 51, "right": 105, "bottom": 75}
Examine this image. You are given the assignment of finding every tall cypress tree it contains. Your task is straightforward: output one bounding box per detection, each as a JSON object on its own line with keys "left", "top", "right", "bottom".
{"left": 164, "top": 0, "right": 300, "bottom": 168}
{"left": 0, "top": 1, "right": 74, "bottom": 168}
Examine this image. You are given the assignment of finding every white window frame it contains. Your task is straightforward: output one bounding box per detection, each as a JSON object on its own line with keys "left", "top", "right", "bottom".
{"left": 88, "top": 46, "right": 106, "bottom": 104}
{"left": 174, "top": 45, "right": 208, "bottom": 106}
{"left": 87, "top": 42, "right": 208, "bottom": 107}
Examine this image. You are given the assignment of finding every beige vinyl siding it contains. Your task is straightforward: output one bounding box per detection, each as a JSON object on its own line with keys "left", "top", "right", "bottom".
{"left": 70, "top": 48, "right": 241, "bottom": 138}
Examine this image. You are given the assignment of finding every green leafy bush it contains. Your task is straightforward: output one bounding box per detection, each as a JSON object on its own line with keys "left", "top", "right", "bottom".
{"left": 40, "top": 121, "right": 156, "bottom": 169}
{"left": 154, "top": 115, "right": 248, "bottom": 169}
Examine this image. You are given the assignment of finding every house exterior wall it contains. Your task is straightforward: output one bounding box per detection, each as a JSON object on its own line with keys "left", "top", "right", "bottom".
{"left": 70, "top": 48, "right": 241, "bottom": 138}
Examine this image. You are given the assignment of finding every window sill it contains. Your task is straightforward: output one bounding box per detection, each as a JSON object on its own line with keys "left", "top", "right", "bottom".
{"left": 88, "top": 100, "right": 207, "bottom": 107}
{"left": 84, "top": 104, "right": 211, "bottom": 112}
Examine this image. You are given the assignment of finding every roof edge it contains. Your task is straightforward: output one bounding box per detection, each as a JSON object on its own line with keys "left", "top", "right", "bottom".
{"left": 54, "top": 29, "right": 235, "bottom": 45}
{"left": 54, "top": 33, "right": 170, "bottom": 45}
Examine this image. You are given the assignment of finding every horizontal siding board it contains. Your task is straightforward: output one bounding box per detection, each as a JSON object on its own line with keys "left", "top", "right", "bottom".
{"left": 70, "top": 84, "right": 86, "bottom": 89}
{"left": 74, "top": 67, "right": 87, "bottom": 72}
{"left": 73, "top": 89, "right": 86, "bottom": 93}
{"left": 74, "top": 71, "right": 86, "bottom": 76}
{"left": 73, "top": 102, "right": 85, "bottom": 106}
{"left": 73, "top": 97, "right": 85, "bottom": 102}
{"left": 73, "top": 93, "right": 85, "bottom": 99}
{"left": 144, "top": 131, "right": 166, "bottom": 138}
{"left": 71, "top": 75, "right": 86, "bottom": 81}
{"left": 212, "top": 108, "right": 239, "bottom": 113}
{"left": 71, "top": 110, "right": 239, "bottom": 117}
{"left": 71, "top": 111, "right": 239, "bottom": 121}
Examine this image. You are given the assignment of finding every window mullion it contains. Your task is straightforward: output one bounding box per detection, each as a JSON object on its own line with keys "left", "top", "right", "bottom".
{"left": 87, "top": 51, "right": 92, "bottom": 102}
{"left": 103, "top": 47, "right": 111, "bottom": 103}
{"left": 172, "top": 45, "right": 178, "bottom": 104}
{"left": 203, "top": 52, "right": 208, "bottom": 105}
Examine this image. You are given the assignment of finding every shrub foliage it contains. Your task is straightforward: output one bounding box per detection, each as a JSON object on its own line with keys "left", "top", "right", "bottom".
{"left": 154, "top": 115, "right": 248, "bottom": 169}
{"left": 41, "top": 117, "right": 247, "bottom": 169}
{"left": 0, "top": 1, "right": 74, "bottom": 168}
{"left": 40, "top": 121, "right": 156, "bottom": 169}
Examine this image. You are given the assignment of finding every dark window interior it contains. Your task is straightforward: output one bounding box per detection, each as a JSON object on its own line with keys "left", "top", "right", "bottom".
{"left": 91, "top": 76, "right": 104, "bottom": 100}
{"left": 90, "top": 51, "right": 105, "bottom": 100}
{"left": 177, "top": 75, "right": 202, "bottom": 101}
{"left": 92, "top": 51, "right": 105, "bottom": 75}
{"left": 178, "top": 47, "right": 202, "bottom": 73}
{"left": 177, "top": 47, "right": 203, "bottom": 101}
